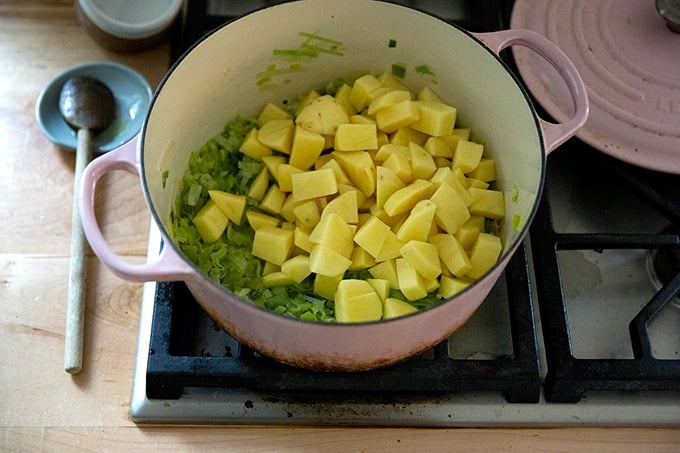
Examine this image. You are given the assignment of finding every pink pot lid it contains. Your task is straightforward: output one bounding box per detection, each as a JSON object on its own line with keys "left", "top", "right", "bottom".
{"left": 511, "top": 0, "right": 680, "bottom": 174}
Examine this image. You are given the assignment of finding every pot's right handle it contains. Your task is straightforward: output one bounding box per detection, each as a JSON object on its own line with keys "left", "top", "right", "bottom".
{"left": 473, "top": 29, "right": 589, "bottom": 154}
{"left": 78, "top": 136, "right": 194, "bottom": 282}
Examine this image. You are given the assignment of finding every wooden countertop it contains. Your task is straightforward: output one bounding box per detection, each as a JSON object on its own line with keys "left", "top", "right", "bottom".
{"left": 1, "top": 1, "right": 679, "bottom": 451}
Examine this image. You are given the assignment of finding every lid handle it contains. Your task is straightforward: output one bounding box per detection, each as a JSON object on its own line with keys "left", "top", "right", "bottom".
{"left": 473, "top": 29, "right": 589, "bottom": 154}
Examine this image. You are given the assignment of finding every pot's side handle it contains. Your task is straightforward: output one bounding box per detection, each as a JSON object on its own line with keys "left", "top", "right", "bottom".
{"left": 473, "top": 29, "right": 589, "bottom": 154}
{"left": 78, "top": 136, "right": 194, "bottom": 282}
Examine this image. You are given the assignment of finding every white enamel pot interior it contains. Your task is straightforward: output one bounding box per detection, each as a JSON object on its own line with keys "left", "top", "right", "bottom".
{"left": 79, "top": 0, "right": 588, "bottom": 371}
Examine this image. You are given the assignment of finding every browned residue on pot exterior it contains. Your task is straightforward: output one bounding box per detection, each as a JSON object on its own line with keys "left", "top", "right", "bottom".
{"left": 199, "top": 301, "right": 449, "bottom": 372}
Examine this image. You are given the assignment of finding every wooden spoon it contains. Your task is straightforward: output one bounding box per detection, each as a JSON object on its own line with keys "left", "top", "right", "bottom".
{"left": 59, "top": 76, "right": 115, "bottom": 374}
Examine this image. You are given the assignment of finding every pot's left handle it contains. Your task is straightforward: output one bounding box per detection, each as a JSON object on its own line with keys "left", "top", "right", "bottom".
{"left": 473, "top": 29, "right": 589, "bottom": 154}
{"left": 78, "top": 136, "right": 194, "bottom": 282}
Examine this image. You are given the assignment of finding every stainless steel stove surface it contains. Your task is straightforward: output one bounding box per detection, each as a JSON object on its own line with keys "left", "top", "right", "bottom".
{"left": 130, "top": 0, "right": 680, "bottom": 425}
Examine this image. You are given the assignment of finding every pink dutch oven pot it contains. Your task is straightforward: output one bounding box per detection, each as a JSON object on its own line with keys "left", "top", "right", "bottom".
{"left": 79, "top": 0, "right": 588, "bottom": 371}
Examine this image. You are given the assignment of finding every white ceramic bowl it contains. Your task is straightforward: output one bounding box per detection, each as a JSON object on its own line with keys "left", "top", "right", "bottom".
{"left": 76, "top": 0, "right": 183, "bottom": 52}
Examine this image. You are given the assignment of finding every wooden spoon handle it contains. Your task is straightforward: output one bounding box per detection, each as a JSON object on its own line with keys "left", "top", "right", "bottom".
{"left": 64, "top": 128, "right": 92, "bottom": 374}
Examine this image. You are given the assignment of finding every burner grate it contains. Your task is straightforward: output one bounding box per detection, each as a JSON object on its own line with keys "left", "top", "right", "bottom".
{"left": 146, "top": 245, "right": 540, "bottom": 403}
{"left": 147, "top": 0, "right": 541, "bottom": 406}
{"left": 169, "top": 0, "right": 516, "bottom": 62}
{"left": 530, "top": 149, "right": 680, "bottom": 403}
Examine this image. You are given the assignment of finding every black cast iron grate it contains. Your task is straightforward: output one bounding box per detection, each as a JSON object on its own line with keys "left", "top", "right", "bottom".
{"left": 169, "top": 0, "right": 516, "bottom": 63}
{"left": 147, "top": 0, "right": 540, "bottom": 403}
{"left": 146, "top": 243, "right": 540, "bottom": 403}
{"left": 530, "top": 147, "right": 680, "bottom": 403}
{"left": 146, "top": 0, "right": 680, "bottom": 407}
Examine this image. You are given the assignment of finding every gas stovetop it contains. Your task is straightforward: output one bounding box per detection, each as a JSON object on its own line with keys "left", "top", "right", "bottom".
{"left": 130, "top": 0, "right": 680, "bottom": 425}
